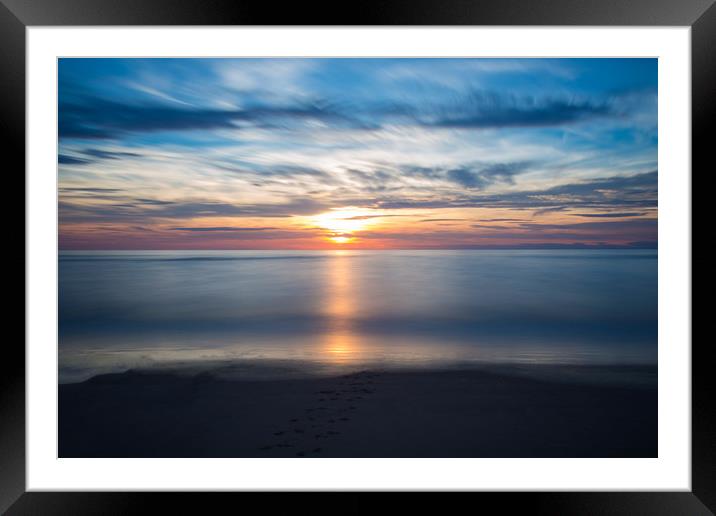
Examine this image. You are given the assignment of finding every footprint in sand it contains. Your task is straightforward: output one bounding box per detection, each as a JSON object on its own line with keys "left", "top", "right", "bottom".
{"left": 261, "top": 372, "right": 382, "bottom": 456}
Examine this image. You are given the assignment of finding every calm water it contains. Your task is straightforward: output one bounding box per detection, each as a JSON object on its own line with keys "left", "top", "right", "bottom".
{"left": 58, "top": 250, "right": 657, "bottom": 383}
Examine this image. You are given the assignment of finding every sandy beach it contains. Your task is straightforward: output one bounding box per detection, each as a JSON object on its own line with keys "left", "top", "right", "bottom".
{"left": 59, "top": 365, "right": 656, "bottom": 458}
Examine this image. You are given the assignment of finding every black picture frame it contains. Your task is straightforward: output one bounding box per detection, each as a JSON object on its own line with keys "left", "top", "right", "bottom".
{"left": 3, "top": 1, "right": 708, "bottom": 513}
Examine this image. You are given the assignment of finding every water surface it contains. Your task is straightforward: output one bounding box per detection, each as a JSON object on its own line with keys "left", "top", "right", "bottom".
{"left": 59, "top": 249, "right": 657, "bottom": 383}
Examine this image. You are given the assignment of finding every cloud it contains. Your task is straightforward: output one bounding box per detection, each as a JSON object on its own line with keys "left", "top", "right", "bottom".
{"left": 426, "top": 93, "right": 612, "bottom": 129}
{"left": 59, "top": 98, "right": 238, "bottom": 139}
{"left": 446, "top": 168, "right": 486, "bottom": 188}
{"left": 216, "top": 59, "right": 315, "bottom": 98}
{"left": 58, "top": 84, "right": 631, "bottom": 142}
{"left": 478, "top": 218, "right": 527, "bottom": 222}
{"left": 515, "top": 220, "right": 657, "bottom": 233}
{"left": 59, "top": 148, "right": 145, "bottom": 166}
{"left": 419, "top": 218, "right": 466, "bottom": 223}
{"left": 533, "top": 207, "right": 569, "bottom": 216}
{"left": 132, "top": 198, "right": 176, "bottom": 206}
{"left": 357, "top": 218, "right": 657, "bottom": 247}
{"left": 403, "top": 161, "right": 531, "bottom": 190}
{"left": 59, "top": 197, "right": 331, "bottom": 224}
{"left": 447, "top": 162, "right": 527, "bottom": 189}
{"left": 539, "top": 171, "right": 657, "bottom": 197}
{"left": 346, "top": 169, "right": 401, "bottom": 191}
{"left": 572, "top": 212, "right": 646, "bottom": 218}
{"left": 58, "top": 154, "right": 91, "bottom": 165}
{"left": 217, "top": 163, "right": 338, "bottom": 184}
{"left": 58, "top": 96, "right": 369, "bottom": 140}
{"left": 472, "top": 224, "right": 513, "bottom": 230}
{"left": 371, "top": 171, "right": 657, "bottom": 212}
{"left": 82, "top": 148, "right": 144, "bottom": 160}
{"left": 343, "top": 214, "right": 409, "bottom": 221}
{"left": 168, "top": 226, "right": 277, "bottom": 231}
{"left": 60, "top": 187, "right": 122, "bottom": 193}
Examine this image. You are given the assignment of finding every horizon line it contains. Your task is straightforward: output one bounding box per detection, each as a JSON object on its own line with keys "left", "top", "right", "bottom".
{"left": 58, "top": 245, "right": 658, "bottom": 252}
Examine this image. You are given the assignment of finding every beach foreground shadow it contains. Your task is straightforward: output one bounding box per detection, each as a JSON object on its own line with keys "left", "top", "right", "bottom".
{"left": 59, "top": 365, "right": 657, "bottom": 458}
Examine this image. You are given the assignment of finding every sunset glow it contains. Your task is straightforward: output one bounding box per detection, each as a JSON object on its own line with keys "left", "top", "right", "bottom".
{"left": 58, "top": 58, "right": 658, "bottom": 250}
{"left": 312, "top": 209, "right": 377, "bottom": 233}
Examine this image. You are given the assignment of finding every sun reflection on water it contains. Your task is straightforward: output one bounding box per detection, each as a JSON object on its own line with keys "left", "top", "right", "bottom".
{"left": 321, "top": 251, "right": 361, "bottom": 363}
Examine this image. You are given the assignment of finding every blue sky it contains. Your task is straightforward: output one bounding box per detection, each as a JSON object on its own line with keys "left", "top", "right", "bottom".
{"left": 58, "top": 58, "right": 657, "bottom": 249}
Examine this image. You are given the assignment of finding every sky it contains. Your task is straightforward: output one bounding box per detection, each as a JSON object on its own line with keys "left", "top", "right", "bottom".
{"left": 58, "top": 58, "right": 657, "bottom": 250}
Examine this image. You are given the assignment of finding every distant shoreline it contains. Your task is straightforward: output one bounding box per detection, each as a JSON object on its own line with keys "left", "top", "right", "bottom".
{"left": 60, "top": 360, "right": 657, "bottom": 387}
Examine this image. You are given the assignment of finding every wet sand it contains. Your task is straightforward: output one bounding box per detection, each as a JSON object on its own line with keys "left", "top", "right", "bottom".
{"left": 59, "top": 366, "right": 657, "bottom": 458}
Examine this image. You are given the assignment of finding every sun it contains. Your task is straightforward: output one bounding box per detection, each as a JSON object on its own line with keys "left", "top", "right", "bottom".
{"left": 312, "top": 208, "right": 376, "bottom": 233}
{"left": 311, "top": 208, "right": 381, "bottom": 244}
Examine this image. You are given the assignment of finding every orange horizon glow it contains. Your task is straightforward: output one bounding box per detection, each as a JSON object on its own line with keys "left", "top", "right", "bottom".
{"left": 58, "top": 205, "right": 658, "bottom": 250}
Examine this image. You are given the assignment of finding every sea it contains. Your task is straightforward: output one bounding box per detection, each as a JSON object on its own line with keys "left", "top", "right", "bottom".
{"left": 58, "top": 249, "right": 657, "bottom": 383}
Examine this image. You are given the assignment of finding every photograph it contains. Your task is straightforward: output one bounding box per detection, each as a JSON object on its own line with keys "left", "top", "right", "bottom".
{"left": 56, "top": 57, "right": 659, "bottom": 459}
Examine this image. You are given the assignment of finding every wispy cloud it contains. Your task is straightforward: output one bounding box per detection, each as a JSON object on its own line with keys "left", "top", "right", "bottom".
{"left": 59, "top": 96, "right": 370, "bottom": 140}
{"left": 572, "top": 212, "right": 647, "bottom": 218}
{"left": 58, "top": 154, "right": 91, "bottom": 165}
{"left": 168, "top": 226, "right": 277, "bottom": 232}
{"left": 426, "top": 94, "right": 612, "bottom": 129}
{"left": 59, "top": 198, "right": 331, "bottom": 224}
